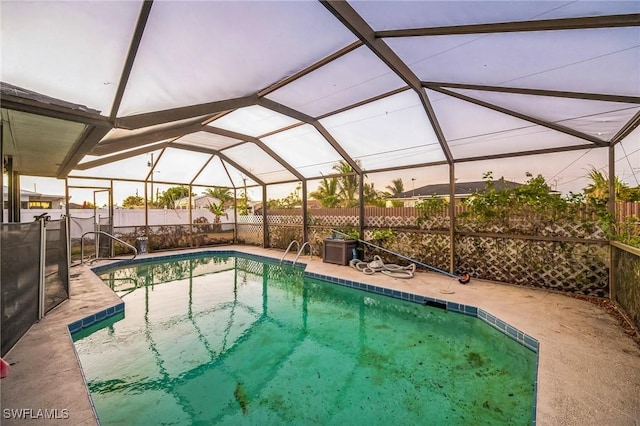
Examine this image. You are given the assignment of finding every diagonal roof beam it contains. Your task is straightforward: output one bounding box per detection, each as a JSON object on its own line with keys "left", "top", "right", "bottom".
{"left": 423, "top": 81, "right": 640, "bottom": 104}
{"left": 377, "top": 14, "right": 640, "bottom": 38}
{"left": 202, "top": 126, "right": 305, "bottom": 181}
{"left": 430, "top": 86, "right": 609, "bottom": 146}
{"left": 171, "top": 143, "right": 264, "bottom": 186}
{"left": 258, "top": 40, "right": 363, "bottom": 97}
{"left": 109, "top": 1, "right": 154, "bottom": 121}
{"left": 256, "top": 97, "right": 362, "bottom": 174}
{"left": 317, "top": 86, "right": 411, "bottom": 120}
{"left": 92, "top": 119, "right": 204, "bottom": 155}
{"left": 454, "top": 143, "right": 598, "bottom": 163}
{"left": 611, "top": 110, "right": 640, "bottom": 145}
{"left": 57, "top": 125, "right": 112, "bottom": 177}
{"left": 74, "top": 142, "right": 172, "bottom": 170}
{"left": 320, "top": 0, "right": 453, "bottom": 164}
{"left": 115, "top": 95, "right": 258, "bottom": 130}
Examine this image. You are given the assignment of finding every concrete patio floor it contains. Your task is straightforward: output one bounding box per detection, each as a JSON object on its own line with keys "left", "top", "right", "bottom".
{"left": 1, "top": 245, "right": 639, "bottom": 425}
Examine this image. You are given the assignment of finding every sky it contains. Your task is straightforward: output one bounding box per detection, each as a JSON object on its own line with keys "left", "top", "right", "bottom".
{"left": 13, "top": 124, "right": 640, "bottom": 207}
{"left": 3, "top": 1, "right": 639, "bottom": 206}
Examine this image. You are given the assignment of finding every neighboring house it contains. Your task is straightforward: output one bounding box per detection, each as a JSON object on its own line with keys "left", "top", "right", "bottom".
{"left": 390, "top": 180, "right": 523, "bottom": 207}
{"left": 175, "top": 195, "right": 220, "bottom": 210}
{"left": 2, "top": 186, "right": 64, "bottom": 209}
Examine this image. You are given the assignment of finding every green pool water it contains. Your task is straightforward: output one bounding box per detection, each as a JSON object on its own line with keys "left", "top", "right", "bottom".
{"left": 74, "top": 254, "right": 536, "bottom": 425}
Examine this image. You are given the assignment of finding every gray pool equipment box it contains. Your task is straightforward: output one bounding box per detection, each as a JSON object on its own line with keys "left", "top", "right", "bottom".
{"left": 323, "top": 238, "right": 358, "bottom": 265}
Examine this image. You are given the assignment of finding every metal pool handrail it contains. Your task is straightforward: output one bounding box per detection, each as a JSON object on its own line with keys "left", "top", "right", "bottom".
{"left": 81, "top": 231, "right": 138, "bottom": 264}
{"left": 293, "top": 241, "right": 312, "bottom": 266}
{"left": 280, "top": 240, "right": 300, "bottom": 263}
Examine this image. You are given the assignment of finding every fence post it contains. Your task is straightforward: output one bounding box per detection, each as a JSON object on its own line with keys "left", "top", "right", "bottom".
{"left": 38, "top": 219, "right": 46, "bottom": 320}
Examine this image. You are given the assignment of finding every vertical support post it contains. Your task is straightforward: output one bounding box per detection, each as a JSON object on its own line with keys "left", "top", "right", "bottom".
{"left": 6, "top": 157, "right": 20, "bottom": 222}
{"left": 188, "top": 184, "right": 193, "bottom": 247}
{"left": 144, "top": 179, "right": 149, "bottom": 243}
{"left": 358, "top": 173, "right": 365, "bottom": 240}
{"left": 38, "top": 218, "right": 46, "bottom": 319}
{"left": 302, "top": 180, "right": 309, "bottom": 244}
{"left": 449, "top": 164, "right": 456, "bottom": 274}
{"left": 608, "top": 144, "right": 616, "bottom": 300}
{"left": 262, "top": 185, "right": 268, "bottom": 248}
{"left": 233, "top": 187, "right": 238, "bottom": 244}
{"left": 64, "top": 178, "right": 70, "bottom": 219}
{"left": 65, "top": 215, "right": 71, "bottom": 273}
{"left": 109, "top": 181, "right": 114, "bottom": 257}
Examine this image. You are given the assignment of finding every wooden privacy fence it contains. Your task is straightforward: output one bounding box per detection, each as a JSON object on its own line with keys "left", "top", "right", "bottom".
{"left": 268, "top": 202, "right": 640, "bottom": 221}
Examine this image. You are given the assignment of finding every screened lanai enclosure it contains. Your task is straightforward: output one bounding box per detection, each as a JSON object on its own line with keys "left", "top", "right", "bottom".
{"left": 2, "top": 2, "right": 640, "bottom": 352}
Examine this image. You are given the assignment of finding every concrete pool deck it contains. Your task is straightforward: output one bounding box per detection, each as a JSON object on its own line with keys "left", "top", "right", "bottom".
{"left": 1, "top": 245, "right": 639, "bottom": 425}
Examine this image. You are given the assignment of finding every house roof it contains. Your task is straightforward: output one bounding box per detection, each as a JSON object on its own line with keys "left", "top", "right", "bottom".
{"left": 397, "top": 180, "right": 522, "bottom": 198}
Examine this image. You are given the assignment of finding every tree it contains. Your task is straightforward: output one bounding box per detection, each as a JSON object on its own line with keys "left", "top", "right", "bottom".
{"left": 267, "top": 186, "right": 302, "bottom": 209}
{"left": 157, "top": 186, "right": 192, "bottom": 209}
{"left": 204, "top": 187, "right": 234, "bottom": 208}
{"left": 207, "top": 200, "right": 227, "bottom": 224}
{"left": 363, "top": 182, "right": 385, "bottom": 207}
{"left": 584, "top": 168, "right": 634, "bottom": 202}
{"left": 383, "top": 178, "right": 405, "bottom": 207}
{"left": 333, "top": 160, "right": 359, "bottom": 207}
{"left": 385, "top": 178, "right": 404, "bottom": 197}
{"left": 122, "top": 195, "right": 144, "bottom": 209}
{"left": 310, "top": 177, "right": 340, "bottom": 208}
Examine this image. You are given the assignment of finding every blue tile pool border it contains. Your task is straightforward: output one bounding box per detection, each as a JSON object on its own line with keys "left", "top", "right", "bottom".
{"left": 83, "top": 248, "right": 539, "bottom": 424}
{"left": 67, "top": 302, "right": 124, "bottom": 335}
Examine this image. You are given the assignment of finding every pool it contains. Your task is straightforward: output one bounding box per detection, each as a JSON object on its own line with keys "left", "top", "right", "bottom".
{"left": 73, "top": 252, "right": 537, "bottom": 425}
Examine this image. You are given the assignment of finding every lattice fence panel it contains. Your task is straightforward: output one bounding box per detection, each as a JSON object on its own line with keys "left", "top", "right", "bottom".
{"left": 237, "top": 224, "right": 263, "bottom": 246}
{"left": 269, "top": 225, "right": 304, "bottom": 250}
{"left": 361, "top": 230, "right": 450, "bottom": 272}
{"left": 457, "top": 218, "right": 606, "bottom": 239}
{"left": 456, "top": 236, "right": 609, "bottom": 296}
{"left": 237, "top": 215, "right": 264, "bottom": 225}
{"left": 267, "top": 215, "right": 303, "bottom": 226}
{"left": 308, "top": 215, "right": 359, "bottom": 228}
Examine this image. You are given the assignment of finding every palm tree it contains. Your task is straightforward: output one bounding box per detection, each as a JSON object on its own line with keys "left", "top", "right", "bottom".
{"left": 204, "top": 187, "right": 234, "bottom": 208}
{"left": 363, "top": 182, "right": 385, "bottom": 207}
{"left": 383, "top": 178, "right": 405, "bottom": 207}
{"left": 207, "top": 200, "right": 227, "bottom": 224}
{"left": 310, "top": 177, "right": 340, "bottom": 208}
{"left": 584, "top": 168, "right": 630, "bottom": 201}
{"left": 332, "top": 160, "right": 366, "bottom": 207}
{"left": 385, "top": 178, "right": 404, "bottom": 197}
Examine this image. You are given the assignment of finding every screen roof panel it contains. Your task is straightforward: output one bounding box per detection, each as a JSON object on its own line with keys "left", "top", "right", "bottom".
{"left": 388, "top": 27, "right": 640, "bottom": 96}
{"left": 320, "top": 90, "right": 445, "bottom": 170}
{"left": 1, "top": 1, "right": 140, "bottom": 114}
{"left": 192, "top": 156, "right": 235, "bottom": 188}
{"left": 429, "top": 88, "right": 598, "bottom": 145}
{"left": 222, "top": 143, "right": 297, "bottom": 184}
{"left": 118, "top": 1, "right": 356, "bottom": 116}
{"left": 173, "top": 131, "right": 242, "bottom": 151}
{"left": 208, "top": 106, "right": 300, "bottom": 137}
{"left": 153, "top": 148, "right": 211, "bottom": 185}
{"left": 352, "top": 1, "right": 640, "bottom": 30}
{"left": 261, "top": 125, "right": 344, "bottom": 178}
{"left": 450, "top": 126, "right": 593, "bottom": 159}
{"left": 265, "top": 46, "right": 406, "bottom": 117}
{"left": 446, "top": 88, "right": 640, "bottom": 139}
